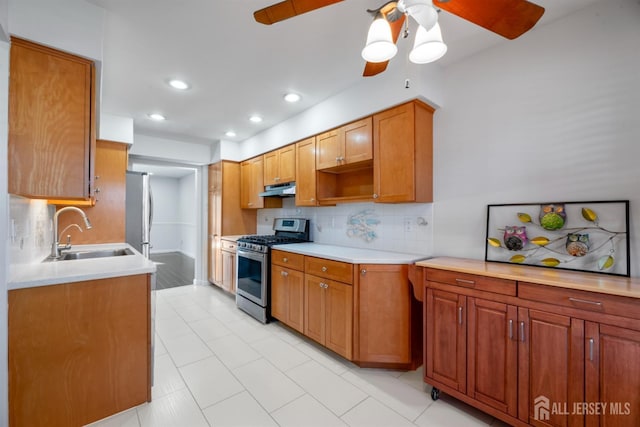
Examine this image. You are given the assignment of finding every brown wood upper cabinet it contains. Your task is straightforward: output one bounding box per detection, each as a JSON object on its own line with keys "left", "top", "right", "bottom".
{"left": 295, "top": 137, "right": 317, "bottom": 206}
{"left": 316, "top": 117, "right": 372, "bottom": 170}
{"left": 264, "top": 144, "right": 296, "bottom": 186}
{"left": 373, "top": 100, "right": 434, "bottom": 203}
{"left": 8, "top": 37, "right": 96, "bottom": 200}
{"left": 54, "top": 140, "right": 128, "bottom": 244}
{"left": 241, "top": 156, "right": 282, "bottom": 209}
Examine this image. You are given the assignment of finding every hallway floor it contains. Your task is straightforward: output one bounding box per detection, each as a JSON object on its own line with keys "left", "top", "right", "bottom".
{"left": 150, "top": 252, "right": 194, "bottom": 289}
{"left": 88, "top": 284, "right": 509, "bottom": 427}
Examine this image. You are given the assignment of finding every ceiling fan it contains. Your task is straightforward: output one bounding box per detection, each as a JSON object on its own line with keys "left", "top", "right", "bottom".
{"left": 253, "top": 0, "right": 545, "bottom": 77}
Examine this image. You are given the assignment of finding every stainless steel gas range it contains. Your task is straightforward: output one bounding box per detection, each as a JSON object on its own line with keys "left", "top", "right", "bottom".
{"left": 235, "top": 218, "right": 310, "bottom": 323}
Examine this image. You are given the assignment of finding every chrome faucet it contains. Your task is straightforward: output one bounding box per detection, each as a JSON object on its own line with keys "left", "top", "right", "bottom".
{"left": 51, "top": 206, "right": 92, "bottom": 258}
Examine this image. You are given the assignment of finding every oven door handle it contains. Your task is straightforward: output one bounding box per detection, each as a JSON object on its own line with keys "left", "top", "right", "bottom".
{"left": 237, "top": 248, "right": 266, "bottom": 262}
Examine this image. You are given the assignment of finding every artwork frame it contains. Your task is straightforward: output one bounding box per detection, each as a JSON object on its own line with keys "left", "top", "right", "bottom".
{"left": 485, "top": 200, "right": 630, "bottom": 277}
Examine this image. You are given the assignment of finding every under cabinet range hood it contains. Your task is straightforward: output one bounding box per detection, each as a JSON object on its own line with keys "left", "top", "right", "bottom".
{"left": 259, "top": 181, "right": 296, "bottom": 197}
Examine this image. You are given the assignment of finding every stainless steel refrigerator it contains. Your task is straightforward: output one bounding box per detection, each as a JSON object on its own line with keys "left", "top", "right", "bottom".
{"left": 125, "top": 171, "right": 153, "bottom": 258}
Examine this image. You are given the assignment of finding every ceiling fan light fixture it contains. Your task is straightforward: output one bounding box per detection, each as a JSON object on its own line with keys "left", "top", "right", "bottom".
{"left": 409, "top": 22, "right": 447, "bottom": 64}
{"left": 361, "top": 17, "right": 398, "bottom": 63}
{"left": 398, "top": 0, "right": 437, "bottom": 31}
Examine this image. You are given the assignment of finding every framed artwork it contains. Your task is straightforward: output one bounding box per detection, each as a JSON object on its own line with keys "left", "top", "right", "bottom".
{"left": 485, "top": 200, "right": 630, "bottom": 277}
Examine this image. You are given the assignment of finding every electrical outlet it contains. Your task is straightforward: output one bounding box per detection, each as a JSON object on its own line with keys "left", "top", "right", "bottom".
{"left": 404, "top": 217, "right": 412, "bottom": 232}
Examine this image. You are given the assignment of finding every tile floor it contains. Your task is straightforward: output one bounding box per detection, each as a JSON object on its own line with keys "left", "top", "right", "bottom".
{"left": 88, "top": 284, "right": 510, "bottom": 427}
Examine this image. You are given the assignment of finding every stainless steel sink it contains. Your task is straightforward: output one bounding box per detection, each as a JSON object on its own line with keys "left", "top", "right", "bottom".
{"left": 45, "top": 248, "right": 134, "bottom": 262}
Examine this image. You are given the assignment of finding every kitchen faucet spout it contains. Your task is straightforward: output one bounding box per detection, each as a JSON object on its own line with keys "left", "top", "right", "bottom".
{"left": 51, "top": 206, "right": 92, "bottom": 259}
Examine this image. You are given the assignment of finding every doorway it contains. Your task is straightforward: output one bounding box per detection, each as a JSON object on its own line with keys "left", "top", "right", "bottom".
{"left": 129, "top": 158, "right": 200, "bottom": 289}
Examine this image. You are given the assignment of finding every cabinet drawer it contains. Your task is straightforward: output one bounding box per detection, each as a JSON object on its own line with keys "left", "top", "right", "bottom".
{"left": 305, "top": 256, "right": 353, "bottom": 284}
{"left": 425, "top": 268, "right": 516, "bottom": 296}
{"left": 221, "top": 239, "right": 237, "bottom": 252}
{"left": 272, "top": 250, "right": 304, "bottom": 270}
{"left": 519, "top": 282, "right": 640, "bottom": 320}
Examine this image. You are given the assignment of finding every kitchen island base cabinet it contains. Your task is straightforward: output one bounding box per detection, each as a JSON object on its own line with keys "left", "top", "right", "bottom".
{"left": 9, "top": 274, "right": 151, "bottom": 427}
{"left": 418, "top": 258, "right": 640, "bottom": 427}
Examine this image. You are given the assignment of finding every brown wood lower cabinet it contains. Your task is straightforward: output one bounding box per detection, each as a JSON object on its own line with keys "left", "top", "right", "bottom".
{"left": 304, "top": 274, "right": 353, "bottom": 359}
{"left": 355, "top": 264, "right": 421, "bottom": 369}
{"left": 419, "top": 259, "right": 640, "bottom": 427}
{"left": 9, "top": 274, "right": 151, "bottom": 427}
{"left": 271, "top": 251, "right": 420, "bottom": 368}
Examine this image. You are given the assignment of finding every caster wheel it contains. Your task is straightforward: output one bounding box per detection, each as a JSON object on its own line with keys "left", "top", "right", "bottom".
{"left": 431, "top": 387, "right": 440, "bottom": 401}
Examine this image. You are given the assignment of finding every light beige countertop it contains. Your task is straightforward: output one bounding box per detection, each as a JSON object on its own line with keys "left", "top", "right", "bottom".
{"left": 417, "top": 257, "right": 640, "bottom": 299}
{"left": 8, "top": 243, "right": 156, "bottom": 291}
{"left": 271, "top": 243, "right": 428, "bottom": 264}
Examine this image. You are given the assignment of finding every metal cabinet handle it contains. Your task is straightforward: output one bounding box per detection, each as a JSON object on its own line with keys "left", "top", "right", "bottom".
{"left": 373, "top": 193, "right": 378, "bottom": 199}
{"left": 520, "top": 321, "right": 526, "bottom": 342}
{"left": 589, "top": 338, "right": 595, "bottom": 361}
{"left": 310, "top": 198, "right": 315, "bottom": 202}
{"left": 274, "top": 177, "right": 280, "bottom": 182}
{"left": 361, "top": 269, "right": 367, "bottom": 275}
{"left": 458, "top": 307, "right": 463, "bottom": 325}
{"left": 281, "top": 271, "right": 288, "bottom": 277}
{"left": 569, "top": 297, "right": 603, "bottom": 307}
{"left": 319, "top": 282, "right": 328, "bottom": 289}
{"left": 455, "top": 278, "right": 475, "bottom": 285}
{"left": 321, "top": 266, "right": 328, "bottom": 272}
{"left": 509, "top": 319, "right": 514, "bottom": 340}
{"left": 283, "top": 257, "right": 288, "bottom": 263}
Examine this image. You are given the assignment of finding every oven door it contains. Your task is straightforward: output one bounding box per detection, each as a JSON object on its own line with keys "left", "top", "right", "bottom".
{"left": 236, "top": 248, "right": 267, "bottom": 306}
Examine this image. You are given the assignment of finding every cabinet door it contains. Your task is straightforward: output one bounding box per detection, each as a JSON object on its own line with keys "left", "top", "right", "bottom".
{"left": 54, "top": 140, "right": 127, "bottom": 244}
{"left": 585, "top": 322, "right": 640, "bottom": 427}
{"left": 304, "top": 274, "right": 326, "bottom": 345}
{"left": 467, "top": 298, "right": 518, "bottom": 418}
{"left": 278, "top": 144, "right": 296, "bottom": 183}
{"left": 214, "top": 237, "right": 223, "bottom": 285}
{"left": 240, "top": 157, "right": 265, "bottom": 209}
{"left": 356, "top": 264, "right": 411, "bottom": 364}
{"left": 272, "top": 264, "right": 304, "bottom": 332}
{"left": 325, "top": 279, "right": 353, "bottom": 359}
{"left": 263, "top": 150, "right": 279, "bottom": 186}
{"left": 342, "top": 117, "right": 372, "bottom": 165}
{"left": 9, "top": 37, "right": 95, "bottom": 200}
{"left": 221, "top": 250, "right": 236, "bottom": 294}
{"left": 286, "top": 269, "right": 305, "bottom": 334}
{"left": 373, "top": 101, "right": 433, "bottom": 203}
{"left": 316, "top": 129, "right": 340, "bottom": 170}
{"left": 271, "top": 264, "right": 288, "bottom": 322}
{"left": 295, "top": 137, "right": 317, "bottom": 206}
{"left": 518, "top": 308, "right": 584, "bottom": 427}
{"left": 425, "top": 288, "right": 467, "bottom": 393}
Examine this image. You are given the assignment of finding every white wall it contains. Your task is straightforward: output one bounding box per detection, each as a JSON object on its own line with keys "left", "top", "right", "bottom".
{"left": 178, "top": 173, "right": 196, "bottom": 258}
{"left": 148, "top": 173, "right": 197, "bottom": 259}
{"left": 7, "top": 0, "right": 103, "bottom": 61}
{"left": 99, "top": 113, "right": 133, "bottom": 144}
{"left": 148, "top": 176, "right": 180, "bottom": 253}
{"left": 0, "top": 0, "right": 7, "bottom": 41}
{"left": 130, "top": 133, "right": 212, "bottom": 165}
{"left": 433, "top": 0, "right": 640, "bottom": 277}
{"left": 0, "top": 38, "right": 9, "bottom": 427}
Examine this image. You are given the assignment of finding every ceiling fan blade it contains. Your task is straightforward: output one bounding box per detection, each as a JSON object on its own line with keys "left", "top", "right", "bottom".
{"left": 254, "top": 0, "right": 343, "bottom": 25}
{"left": 434, "top": 0, "right": 544, "bottom": 40}
{"left": 362, "top": 12, "right": 406, "bottom": 77}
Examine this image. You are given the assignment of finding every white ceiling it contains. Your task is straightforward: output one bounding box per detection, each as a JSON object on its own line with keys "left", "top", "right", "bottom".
{"left": 87, "top": 0, "right": 598, "bottom": 145}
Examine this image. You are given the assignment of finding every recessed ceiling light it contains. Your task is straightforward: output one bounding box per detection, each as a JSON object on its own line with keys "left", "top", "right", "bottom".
{"left": 168, "top": 79, "right": 190, "bottom": 90}
{"left": 225, "top": 130, "right": 236, "bottom": 137}
{"left": 284, "top": 93, "right": 301, "bottom": 103}
{"left": 148, "top": 113, "right": 166, "bottom": 121}
{"left": 249, "top": 115, "right": 263, "bottom": 123}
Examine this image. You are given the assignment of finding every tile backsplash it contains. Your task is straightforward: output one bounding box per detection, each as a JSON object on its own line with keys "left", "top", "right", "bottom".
{"left": 9, "top": 195, "right": 53, "bottom": 268}
{"left": 257, "top": 198, "right": 433, "bottom": 255}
